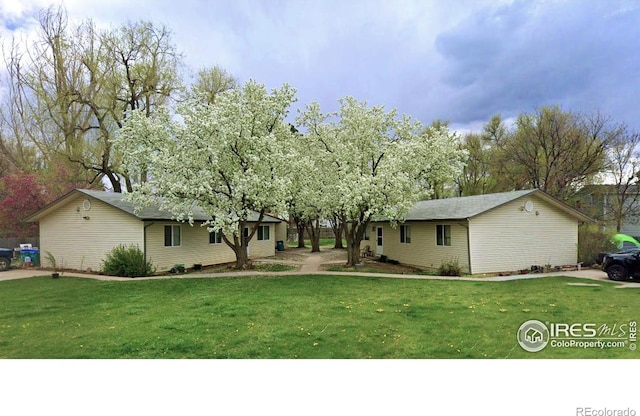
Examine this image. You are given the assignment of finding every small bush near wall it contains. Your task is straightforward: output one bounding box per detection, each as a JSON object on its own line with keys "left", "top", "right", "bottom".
{"left": 578, "top": 224, "right": 617, "bottom": 265}
{"left": 102, "top": 244, "right": 155, "bottom": 278}
{"left": 438, "top": 258, "right": 462, "bottom": 276}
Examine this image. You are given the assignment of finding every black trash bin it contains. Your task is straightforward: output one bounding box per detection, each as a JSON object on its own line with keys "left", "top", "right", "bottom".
{"left": 276, "top": 240, "right": 285, "bottom": 251}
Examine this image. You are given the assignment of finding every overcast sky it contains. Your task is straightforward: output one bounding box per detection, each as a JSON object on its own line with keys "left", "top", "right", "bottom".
{"left": 1, "top": 0, "right": 639, "bottom": 133}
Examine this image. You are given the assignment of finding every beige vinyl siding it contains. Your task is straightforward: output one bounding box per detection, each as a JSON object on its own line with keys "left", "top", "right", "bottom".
{"left": 145, "top": 222, "right": 276, "bottom": 271}
{"left": 39, "top": 195, "right": 143, "bottom": 271}
{"left": 469, "top": 195, "right": 578, "bottom": 274}
{"left": 249, "top": 224, "right": 276, "bottom": 258}
{"left": 146, "top": 222, "right": 233, "bottom": 271}
{"left": 360, "top": 225, "right": 376, "bottom": 250}
{"left": 376, "top": 221, "right": 470, "bottom": 273}
{"left": 274, "top": 222, "right": 287, "bottom": 245}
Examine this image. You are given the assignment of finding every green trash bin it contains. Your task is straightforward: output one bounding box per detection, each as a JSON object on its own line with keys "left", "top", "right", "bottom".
{"left": 21, "top": 248, "right": 40, "bottom": 266}
{"left": 276, "top": 240, "right": 285, "bottom": 251}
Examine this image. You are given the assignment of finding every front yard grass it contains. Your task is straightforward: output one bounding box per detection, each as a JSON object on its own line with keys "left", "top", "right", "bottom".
{"left": 253, "top": 263, "right": 298, "bottom": 272}
{"left": 0, "top": 274, "right": 637, "bottom": 358}
{"left": 324, "top": 261, "right": 439, "bottom": 275}
{"left": 287, "top": 238, "right": 345, "bottom": 248}
{"left": 186, "top": 262, "right": 298, "bottom": 274}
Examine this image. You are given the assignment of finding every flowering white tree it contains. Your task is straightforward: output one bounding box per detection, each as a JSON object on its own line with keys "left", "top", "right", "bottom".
{"left": 285, "top": 131, "right": 332, "bottom": 252}
{"left": 297, "top": 97, "right": 466, "bottom": 266}
{"left": 115, "top": 80, "right": 296, "bottom": 268}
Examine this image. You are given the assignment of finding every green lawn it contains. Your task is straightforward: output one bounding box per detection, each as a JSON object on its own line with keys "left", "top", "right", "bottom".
{"left": 287, "top": 238, "right": 345, "bottom": 248}
{"left": 0, "top": 274, "right": 637, "bottom": 358}
{"left": 198, "top": 262, "right": 298, "bottom": 274}
{"left": 325, "top": 263, "right": 439, "bottom": 275}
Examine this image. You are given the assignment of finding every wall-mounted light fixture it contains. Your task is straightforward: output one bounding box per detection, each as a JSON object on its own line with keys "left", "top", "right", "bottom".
{"left": 83, "top": 216, "right": 90, "bottom": 220}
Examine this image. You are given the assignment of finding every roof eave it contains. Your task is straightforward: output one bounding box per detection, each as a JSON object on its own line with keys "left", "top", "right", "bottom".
{"left": 23, "top": 189, "right": 85, "bottom": 223}
{"left": 529, "top": 189, "right": 595, "bottom": 223}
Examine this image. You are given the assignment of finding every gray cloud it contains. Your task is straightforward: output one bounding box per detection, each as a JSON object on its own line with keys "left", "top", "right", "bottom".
{"left": 2, "top": 0, "right": 639, "bottom": 132}
{"left": 432, "top": 1, "right": 640, "bottom": 128}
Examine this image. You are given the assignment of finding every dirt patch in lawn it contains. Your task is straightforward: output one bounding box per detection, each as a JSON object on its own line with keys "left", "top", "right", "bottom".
{"left": 321, "top": 257, "right": 434, "bottom": 275}
{"left": 269, "top": 248, "right": 312, "bottom": 262}
{"left": 316, "top": 248, "right": 349, "bottom": 263}
{"left": 269, "top": 247, "right": 348, "bottom": 264}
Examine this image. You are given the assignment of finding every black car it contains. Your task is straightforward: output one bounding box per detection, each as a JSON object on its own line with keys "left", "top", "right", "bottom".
{"left": 0, "top": 248, "right": 12, "bottom": 271}
{"left": 602, "top": 249, "right": 640, "bottom": 281}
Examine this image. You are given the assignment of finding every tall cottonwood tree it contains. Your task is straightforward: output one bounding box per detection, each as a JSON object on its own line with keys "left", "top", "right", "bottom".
{"left": 191, "top": 65, "right": 237, "bottom": 104}
{"left": 455, "top": 132, "right": 497, "bottom": 196}
{"left": 297, "top": 98, "right": 465, "bottom": 266}
{"left": 74, "top": 17, "right": 183, "bottom": 191}
{"left": 2, "top": 7, "right": 92, "bottom": 184}
{"left": 115, "top": 81, "right": 296, "bottom": 269}
{"left": 604, "top": 124, "right": 640, "bottom": 231}
{"left": 1, "top": 6, "right": 184, "bottom": 192}
{"left": 497, "top": 106, "right": 612, "bottom": 199}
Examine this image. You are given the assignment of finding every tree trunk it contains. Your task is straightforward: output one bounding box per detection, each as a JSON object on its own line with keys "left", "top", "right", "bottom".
{"left": 307, "top": 218, "right": 321, "bottom": 253}
{"left": 125, "top": 175, "right": 134, "bottom": 193}
{"left": 234, "top": 243, "right": 250, "bottom": 269}
{"left": 295, "top": 218, "right": 306, "bottom": 248}
{"left": 346, "top": 239, "right": 360, "bottom": 267}
{"left": 221, "top": 216, "right": 264, "bottom": 269}
{"left": 331, "top": 216, "right": 344, "bottom": 249}
{"left": 344, "top": 220, "right": 367, "bottom": 267}
{"left": 104, "top": 170, "right": 122, "bottom": 193}
{"left": 223, "top": 233, "right": 251, "bottom": 270}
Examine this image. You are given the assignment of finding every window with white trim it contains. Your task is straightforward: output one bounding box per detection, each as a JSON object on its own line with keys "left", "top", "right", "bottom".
{"left": 164, "top": 225, "right": 181, "bottom": 247}
{"left": 400, "top": 225, "right": 411, "bottom": 244}
{"left": 436, "top": 224, "right": 451, "bottom": 246}
{"left": 257, "top": 225, "right": 270, "bottom": 241}
{"left": 364, "top": 226, "right": 371, "bottom": 241}
{"left": 209, "top": 230, "right": 223, "bottom": 244}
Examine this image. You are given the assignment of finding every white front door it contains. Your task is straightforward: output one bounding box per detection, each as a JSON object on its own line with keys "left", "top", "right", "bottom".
{"left": 376, "top": 226, "right": 383, "bottom": 255}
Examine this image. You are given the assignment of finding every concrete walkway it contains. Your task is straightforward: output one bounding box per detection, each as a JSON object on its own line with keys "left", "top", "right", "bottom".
{"left": 1, "top": 252, "right": 638, "bottom": 288}
{"left": 298, "top": 252, "right": 324, "bottom": 274}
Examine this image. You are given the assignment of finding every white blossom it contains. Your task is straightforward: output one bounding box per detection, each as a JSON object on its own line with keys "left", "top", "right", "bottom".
{"left": 115, "top": 80, "right": 296, "bottom": 267}
{"left": 296, "top": 97, "right": 466, "bottom": 264}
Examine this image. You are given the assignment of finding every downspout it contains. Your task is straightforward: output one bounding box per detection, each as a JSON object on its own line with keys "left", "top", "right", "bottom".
{"left": 466, "top": 218, "right": 472, "bottom": 275}
{"left": 144, "top": 221, "right": 154, "bottom": 270}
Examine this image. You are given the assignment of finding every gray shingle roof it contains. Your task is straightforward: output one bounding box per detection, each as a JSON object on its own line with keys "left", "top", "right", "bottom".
{"left": 78, "top": 190, "right": 282, "bottom": 223}
{"left": 26, "top": 189, "right": 281, "bottom": 223}
{"left": 402, "top": 190, "right": 536, "bottom": 220}
{"left": 392, "top": 189, "right": 591, "bottom": 222}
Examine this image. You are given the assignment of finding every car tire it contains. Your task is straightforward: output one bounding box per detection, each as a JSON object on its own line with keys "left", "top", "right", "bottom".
{"left": 0, "top": 257, "right": 10, "bottom": 272}
{"left": 606, "top": 264, "right": 628, "bottom": 281}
